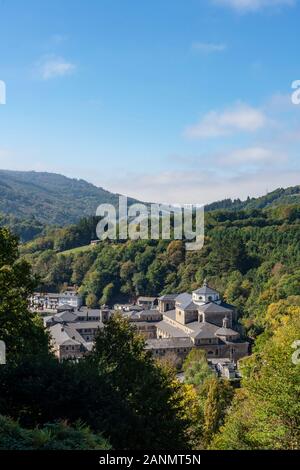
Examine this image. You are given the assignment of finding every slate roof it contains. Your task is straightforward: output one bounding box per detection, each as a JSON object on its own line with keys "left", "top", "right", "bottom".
{"left": 158, "top": 293, "right": 179, "bottom": 301}
{"left": 72, "top": 321, "right": 104, "bottom": 330}
{"left": 76, "top": 307, "right": 101, "bottom": 317}
{"left": 156, "top": 319, "right": 189, "bottom": 338}
{"left": 188, "top": 321, "right": 220, "bottom": 339}
{"left": 145, "top": 337, "right": 193, "bottom": 350}
{"left": 57, "top": 304, "right": 75, "bottom": 311}
{"left": 175, "top": 293, "right": 198, "bottom": 310}
{"left": 193, "top": 285, "right": 219, "bottom": 295}
{"left": 49, "top": 324, "right": 85, "bottom": 347}
{"left": 137, "top": 297, "right": 157, "bottom": 302}
{"left": 215, "top": 327, "right": 239, "bottom": 337}
{"left": 198, "top": 301, "right": 233, "bottom": 314}
{"left": 55, "top": 311, "right": 79, "bottom": 322}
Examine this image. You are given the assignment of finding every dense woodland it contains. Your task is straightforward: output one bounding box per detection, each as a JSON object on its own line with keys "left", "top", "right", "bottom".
{"left": 1, "top": 195, "right": 300, "bottom": 449}
{"left": 1, "top": 169, "right": 300, "bottom": 241}
{"left": 0, "top": 169, "right": 139, "bottom": 228}
{"left": 21, "top": 203, "right": 300, "bottom": 338}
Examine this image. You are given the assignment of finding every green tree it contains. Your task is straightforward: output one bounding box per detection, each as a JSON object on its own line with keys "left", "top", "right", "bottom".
{"left": 86, "top": 293, "right": 98, "bottom": 308}
{"left": 100, "top": 282, "right": 114, "bottom": 305}
{"left": 203, "top": 377, "right": 234, "bottom": 444}
{"left": 90, "top": 314, "right": 192, "bottom": 449}
{"left": 0, "top": 227, "right": 49, "bottom": 362}
{"left": 212, "top": 316, "right": 300, "bottom": 449}
{"left": 0, "top": 416, "right": 111, "bottom": 450}
{"left": 183, "top": 349, "right": 213, "bottom": 388}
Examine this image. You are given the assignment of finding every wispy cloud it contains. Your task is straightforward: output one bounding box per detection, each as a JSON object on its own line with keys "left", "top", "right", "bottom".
{"left": 101, "top": 167, "right": 300, "bottom": 205}
{"left": 37, "top": 55, "right": 76, "bottom": 80}
{"left": 184, "top": 102, "right": 267, "bottom": 139}
{"left": 212, "top": 0, "right": 295, "bottom": 13}
{"left": 192, "top": 42, "right": 227, "bottom": 53}
{"left": 51, "top": 34, "right": 69, "bottom": 45}
{"left": 218, "top": 146, "right": 286, "bottom": 166}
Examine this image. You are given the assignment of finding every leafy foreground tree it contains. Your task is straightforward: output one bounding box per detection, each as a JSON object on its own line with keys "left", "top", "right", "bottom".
{"left": 183, "top": 349, "right": 214, "bottom": 389}
{"left": 211, "top": 316, "right": 300, "bottom": 449}
{"left": 0, "top": 226, "right": 49, "bottom": 361}
{"left": 202, "top": 377, "right": 234, "bottom": 446}
{"left": 183, "top": 349, "right": 235, "bottom": 449}
{"left": 89, "top": 314, "right": 193, "bottom": 449}
{"left": 0, "top": 228, "right": 195, "bottom": 451}
{"left": 0, "top": 331, "right": 195, "bottom": 450}
{"left": 0, "top": 416, "right": 111, "bottom": 450}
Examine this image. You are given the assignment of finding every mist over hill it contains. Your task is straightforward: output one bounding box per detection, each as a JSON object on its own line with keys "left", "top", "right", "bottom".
{"left": 0, "top": 169, "right": 300, "bottom": 241}
{"left": 0, "top": 169, "right": 140, "bottom": 226}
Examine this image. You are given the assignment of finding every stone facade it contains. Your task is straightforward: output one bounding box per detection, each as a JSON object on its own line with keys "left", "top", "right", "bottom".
{"left": 153, "top": 281, "right": 249, "bottom": 362}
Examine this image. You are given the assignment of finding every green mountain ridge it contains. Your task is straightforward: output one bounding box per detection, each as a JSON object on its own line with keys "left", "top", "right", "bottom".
{"left": 0, "top": 169, "right": 140, "bottom": 226}
{"left": 205, "top": 185, "right": 300, "bottom": 211}
{"left": 1, "top": 170, "right": 300, "bottom": 235}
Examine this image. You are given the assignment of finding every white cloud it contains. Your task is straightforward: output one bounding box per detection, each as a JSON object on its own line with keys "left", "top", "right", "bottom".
{"left": 51, "top": 34, "right": 69, "bottom": 45}
{"left": 212, "top": 0, "right": 295, "bottom": 12}
{"left": 184, "top": 102, "right": 267, "bottom": 139}
{"left": 102, "top": 168, "right": 300, "bottom": 205}
{"left": 192, "top": 42, "right": 227, "bottom": 53}
{"left": 37, "top": 55, "right": 76, "bottom": 80}
{"left": 218, "top": 146, "right": 285, "bottom": 165}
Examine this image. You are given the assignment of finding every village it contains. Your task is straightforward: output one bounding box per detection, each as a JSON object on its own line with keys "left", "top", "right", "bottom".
{"left": 30, "top": 280, "right": 249, "bottom": 381}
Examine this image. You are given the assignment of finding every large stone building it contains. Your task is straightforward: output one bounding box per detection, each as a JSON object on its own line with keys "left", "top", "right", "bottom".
{"left": 153, "top": 281, "right": 249, "bottom": 362}
{"left": 30, "top": 287, "right": 82, "bottom": 311}
{"left": 46, "top": 305, "right": 161, "bottom": 359}
{"left": 47, "top": 307, "right": 106, "bottom": 361}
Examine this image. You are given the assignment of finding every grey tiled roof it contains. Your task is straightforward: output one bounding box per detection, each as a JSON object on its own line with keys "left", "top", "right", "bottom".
{"left": 198, "top": 301, "right": 233, "bottom": 314}
{"left": 158, "top": 293, "right": 179, "bottom": 301}
{"left": 175, "top": 293, "right": 199, "bottom": 310}
{"left": 49, "top": 324, "right": 85, "bottom": 346}
{"left": 156, "top": 320, "right": 189, "bottom": 338}
{"left": 54, "top": 311, "right": 79, "bottom": 322}
{"left": 193, "top": 285, "right": 218, "bottom": 295}
{"left": 189, "top": 321, "right": 220, "bottom": 339}
{"left": 215, "top": 327, "right": 239, "bottom": 337}
{"left": 145, "top": 337, "right": 193, "bottom": 350}
{"left": 76, "top": 307, "right": 101, "bottom": 316}
{"left": 73, "top": 321, "right": 104, "bottom": 330}
{"left": 137, "top": 296, "right": 157, "bottom": 302}
{"left": 57, "top": 304, "right": 75, "bottom": 311}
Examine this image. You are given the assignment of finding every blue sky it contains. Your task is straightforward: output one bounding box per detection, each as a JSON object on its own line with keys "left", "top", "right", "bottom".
{"left": 0, "top": 0, "right": 300, "bottom": 204}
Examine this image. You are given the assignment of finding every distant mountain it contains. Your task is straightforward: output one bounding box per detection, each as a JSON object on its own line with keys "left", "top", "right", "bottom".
{"left": 1, "top": 169, "right": 300, "bottom": 231}
{"left": 205, "top": 186, "right": 300, "bottom": 212}
{"left": 0, "top": 170, "right": 140, "bottom": 226}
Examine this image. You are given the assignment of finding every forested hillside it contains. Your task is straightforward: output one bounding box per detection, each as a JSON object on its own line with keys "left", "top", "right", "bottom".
{"left": 1, "top": 170, "right": 300, "bottom": 242}
{"left": 21, "top": 204, "right": 300, "bottom": 338}
{"left": 0, "top": 170, "right": 139, "bottom": 227}
{"left": 1, "top": 217, "right": 300, "bottom": 450}
{"left": 206, "top": 185, "right": 300, "bottom": 211}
